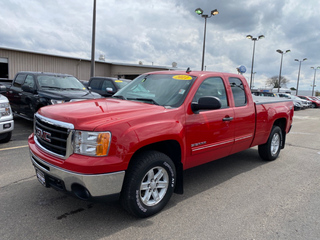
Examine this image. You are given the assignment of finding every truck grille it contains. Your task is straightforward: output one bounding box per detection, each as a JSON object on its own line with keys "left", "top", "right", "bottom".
{"left": 34, "top": 113, "right": 74, "bottom": 159}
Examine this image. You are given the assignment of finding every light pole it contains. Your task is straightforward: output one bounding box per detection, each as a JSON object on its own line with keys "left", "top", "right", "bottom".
{"left": 90, "top": 0, "right": 97, "bottom": 78}
{"left": 252, "top": 72, "right": 256, "bottom": 88}
{"left": 246, "top": 35, "right": 264, "bottom": 89}
{"left": 195, "top": 8, "right": 219, "bottom": 71}
{"left": 276, "top": 49, "right": 291, "bottom": 92}
{"left": 311, "top": 66, "right": 320, "bottom": 96}
{"left": 294, "top": 58, "right": 307, "bottom": 96}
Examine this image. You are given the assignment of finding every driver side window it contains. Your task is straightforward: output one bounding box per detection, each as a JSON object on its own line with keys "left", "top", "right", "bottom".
{"left": 23, "top": 75, "right": 36, "bottom": 89}
{"left": 193, "top": 77, "right": 229, "bottom": 109}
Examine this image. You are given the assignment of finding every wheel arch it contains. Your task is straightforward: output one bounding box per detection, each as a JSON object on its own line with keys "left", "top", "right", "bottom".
{"left": 127, "top": 140, "right": 184, "bottom": 194}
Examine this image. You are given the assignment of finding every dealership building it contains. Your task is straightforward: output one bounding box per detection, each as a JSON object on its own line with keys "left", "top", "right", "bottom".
{"left": 0, "top": 47, "right": 176, "bottom": 81}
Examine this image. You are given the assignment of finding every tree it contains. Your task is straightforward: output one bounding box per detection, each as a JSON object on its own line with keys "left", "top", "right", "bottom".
{"left": 266, "top": 76, "right": 290, "bottom": 88}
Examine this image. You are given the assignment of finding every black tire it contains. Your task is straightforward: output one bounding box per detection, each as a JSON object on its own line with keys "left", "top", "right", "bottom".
{"left": 312, "top": 103, "right": 316, "bottom": 108}
{"left": 120, "top": 150, "right": 176, "bottom": 218}
{"left": 0, "top": 131, "right": 12, "bottom": 143}
{"left": 258, "top": 126, "right": 282, "bottom": 161}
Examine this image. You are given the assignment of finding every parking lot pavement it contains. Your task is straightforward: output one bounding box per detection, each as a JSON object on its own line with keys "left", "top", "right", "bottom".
{"left": 1, "top": 109, "right": 320, "bottom": 240}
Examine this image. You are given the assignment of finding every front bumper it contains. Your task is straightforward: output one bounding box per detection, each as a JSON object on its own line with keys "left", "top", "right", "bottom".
{"left": 0, "top": 119, "right": 14, "bottom": 134}
{"left": 30, "top": 150, "right": 125, "bottom": 201}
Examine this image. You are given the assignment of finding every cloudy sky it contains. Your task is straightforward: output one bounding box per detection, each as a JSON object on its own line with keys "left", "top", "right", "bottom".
{"left": 1, "top": 0, "right": 320, "bottom": 91}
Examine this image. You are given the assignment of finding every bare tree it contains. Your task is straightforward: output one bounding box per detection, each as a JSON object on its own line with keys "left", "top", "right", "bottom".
{"left": 266, "top": 76, "right": 289, "bottom": 88}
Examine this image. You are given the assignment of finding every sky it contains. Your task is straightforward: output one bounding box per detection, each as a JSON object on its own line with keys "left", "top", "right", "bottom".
{"left": 0, "top": 0, "right": 320, "bottom": 92}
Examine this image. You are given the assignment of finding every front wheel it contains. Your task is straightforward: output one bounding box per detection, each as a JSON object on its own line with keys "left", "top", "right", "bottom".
{"left": 120, "top": 151, "right": 176, "bottom": 218}
{"left": 258, "top": 126, "right": 282, "bottom": 161}
{"left": 0, "top": 131, "right": 12, "bottom": 143}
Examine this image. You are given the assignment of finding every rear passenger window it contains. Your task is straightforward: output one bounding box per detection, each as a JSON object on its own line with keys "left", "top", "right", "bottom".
{"left": 193, "top": 77, "right": 228, "bottom": 109}
{"left": 229, "top": 77, "right": 247, "bottom": 107}
{"left": 13, "top": 74, "right": 27, "bottom": 87}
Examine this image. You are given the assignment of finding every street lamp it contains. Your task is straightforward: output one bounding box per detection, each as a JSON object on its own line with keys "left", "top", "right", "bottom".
{"left": 195, "top": 8, "right": 219, "bottom": 71}
{"left": 252, "top": 72, "right": 256, "bottom": 88}
{"left": 276, "top": 49, "right": 291, "bottom": 93}
{"left": 246, "top": 35, "right": 264, "bottom": 89}
{"left": 294, "top": 58, "right": 307, "bottom": 96}
{"left": 90, "top": 0, "right": 97, "bottom": 78}
{"left": 311, "top": 66, "right": 320, "bottom": 96}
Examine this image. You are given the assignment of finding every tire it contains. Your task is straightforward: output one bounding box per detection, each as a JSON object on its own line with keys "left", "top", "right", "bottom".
{"left": 120, "top": 150, "right": 176, "bottom": 218}
{"left": 0, "top": 131, "right": 12, "bottom": 143}
{"left": 258, "top": 126, "right": 282, "bottom": 161}
{"left": 312, "top": 103, "right": 316, "bottom": 108}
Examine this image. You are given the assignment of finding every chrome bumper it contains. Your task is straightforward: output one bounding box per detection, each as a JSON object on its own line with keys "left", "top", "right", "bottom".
{"left": 30, "top": 151, "right": 125, "bottom": 198}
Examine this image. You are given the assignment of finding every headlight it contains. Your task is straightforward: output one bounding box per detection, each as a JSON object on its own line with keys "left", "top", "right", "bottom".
{"left": 73, "top": 131, "right": 111, "bottom": 156}
{"left": 51, "top": 99, "right": 65, "bottom": 104}
{"left": 0, "top": 102, "right": 11, "bottom": 117}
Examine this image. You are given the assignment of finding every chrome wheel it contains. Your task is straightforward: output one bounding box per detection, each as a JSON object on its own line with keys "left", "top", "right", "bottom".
{"left": 140, "top": 166, "right": 169, "bottom": 206}
{"left": 270, "top": 132, "right": 280, "bottom": 156}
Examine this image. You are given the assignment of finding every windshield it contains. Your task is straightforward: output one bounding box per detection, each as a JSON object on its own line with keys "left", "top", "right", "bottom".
{"left": 114, "top": 74, "right": 196, "bottom": 107}
{"left": 37, "top": 75, "right": 86, "bottom": 90}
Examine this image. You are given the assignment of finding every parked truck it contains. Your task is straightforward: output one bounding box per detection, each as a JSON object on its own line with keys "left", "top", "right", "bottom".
{"left": 85, "top": 77, "right": 131, "bottom": 97}
{"left": 6, "top": 71, "right": 101, "bottom": 120}
{"left": 28, "top": 70, "right": 294, "bottom": 218}
{"left": 0, "top": 94, "right": 14, "bottom": 143}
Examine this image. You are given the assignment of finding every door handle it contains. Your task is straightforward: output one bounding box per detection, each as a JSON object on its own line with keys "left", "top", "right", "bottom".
{"left": 223, "top": 116, "right": 233, "bottom": 121}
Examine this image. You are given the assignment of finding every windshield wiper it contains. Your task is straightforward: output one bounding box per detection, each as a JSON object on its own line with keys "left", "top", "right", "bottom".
{"left": 41, "top": 86, "right": 62, "bottom": 90}
{"left": 113, "top": 95, "right": 127, "bottom": 100}
{"left": 63, "top": 88, "right": 84, "bottom": 90}
{"left": 128, "top": 98, "right": 159, "bottom": 105}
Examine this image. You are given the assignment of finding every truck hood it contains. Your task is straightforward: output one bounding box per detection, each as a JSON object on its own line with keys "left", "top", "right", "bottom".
{"left": 0, "top": 94, "right": 9, "bottom": 102}
{"left": 38, "top": 89, "right": 101, "bottom": 100}
{"left": 37, "top": 98, "right": 165, "bottom": 131}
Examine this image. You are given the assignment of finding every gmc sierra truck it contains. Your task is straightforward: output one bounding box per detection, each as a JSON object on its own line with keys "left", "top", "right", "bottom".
{"left": 6, "top": 71, "right": 101, "bottom": 120}
{"left": 0, "top": 94, "right": 14, "bottom": 143}
{"left": 28, "top": 70, "right": 294, "bottom": 218}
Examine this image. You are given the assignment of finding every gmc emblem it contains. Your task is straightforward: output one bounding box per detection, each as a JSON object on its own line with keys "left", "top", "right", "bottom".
{"left": 35, "top": 127, "right": 51, "bottom": 142}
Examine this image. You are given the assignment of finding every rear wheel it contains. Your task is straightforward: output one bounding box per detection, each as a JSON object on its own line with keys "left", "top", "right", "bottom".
{"left": 258, "top": 126, "right": 282, "bottom": 161}
{"left": 120, "top": 151, "right": 176, "bottom": 218}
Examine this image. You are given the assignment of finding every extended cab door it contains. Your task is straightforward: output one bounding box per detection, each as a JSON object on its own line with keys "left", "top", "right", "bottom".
{"left": 227, "top": 77, "right": 255, "bottom": 154}
{"left": 6, "top": 73, "right": 27, "bottom": 113}
{"left": 185, "top": 76, "right": 235, "bottom": 169}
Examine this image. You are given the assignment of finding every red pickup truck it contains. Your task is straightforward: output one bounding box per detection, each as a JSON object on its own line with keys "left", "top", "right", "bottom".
{"left": 28, "top": 70, "right": 294, "bottom": 218}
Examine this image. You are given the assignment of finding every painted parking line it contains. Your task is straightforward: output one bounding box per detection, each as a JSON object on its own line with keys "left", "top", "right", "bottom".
{"left": 0, "top": 145, "right": 29, "bottom": 151}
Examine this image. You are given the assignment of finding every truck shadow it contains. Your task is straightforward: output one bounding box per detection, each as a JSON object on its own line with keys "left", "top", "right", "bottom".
{"left": 50, "top": 148, "right": 270, "bottom": 237}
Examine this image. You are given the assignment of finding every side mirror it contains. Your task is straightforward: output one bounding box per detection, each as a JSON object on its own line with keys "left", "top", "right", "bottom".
{"left": 21, "top": 85, "right": 36, "bottom": 93}
{"left": 191, "top": 96, "right": 221, "bottom": 112}
{"left": 106, "top": 87, "right": 115, "bottom": 93}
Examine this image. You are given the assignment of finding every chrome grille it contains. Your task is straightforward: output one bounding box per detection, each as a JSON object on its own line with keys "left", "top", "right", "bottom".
{"left": 34, "top": 113, "right": 74, "bottom": 159}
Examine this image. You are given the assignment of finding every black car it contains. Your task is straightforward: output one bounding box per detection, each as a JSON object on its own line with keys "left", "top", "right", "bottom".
{"left": 87, "top": 77, "right": 131, "bottom": 97}
{"left": 6, "top": 72, "right": 101, "bottom": 120}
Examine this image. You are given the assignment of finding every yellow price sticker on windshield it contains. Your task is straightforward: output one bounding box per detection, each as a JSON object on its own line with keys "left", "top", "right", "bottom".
{"left": 172, "top": 75, "right": 192, "bottom": 80}
{"left": 115, "top": 80, "right": 123, "bottom": 82}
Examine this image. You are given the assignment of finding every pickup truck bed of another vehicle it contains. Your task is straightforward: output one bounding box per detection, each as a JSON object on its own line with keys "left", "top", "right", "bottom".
{"left": 28, "top": 70, "right": 294, "bottom": 218}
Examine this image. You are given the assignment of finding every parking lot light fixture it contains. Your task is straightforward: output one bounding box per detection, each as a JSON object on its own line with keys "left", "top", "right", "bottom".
{"left": 195, "top": 8, "right": 203, "bottom": 15}
{"left": 295, "top": 58, "right": 307, "bottom": 96}
{"left": 276, "top": 49, "right": 291, "bottom": 93}
{"left": 311, "top": 66, "right": 320, "bottom": 96}
{"left": 195, "top": 7, "right": 219, "bottom": 71}
{"left": 247, "top": 35, "right": 265, "bottom": 89}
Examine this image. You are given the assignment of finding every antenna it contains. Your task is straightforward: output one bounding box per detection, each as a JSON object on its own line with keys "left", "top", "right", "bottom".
{"left": 186, "top": 67, "right": 191, "bottom": 73}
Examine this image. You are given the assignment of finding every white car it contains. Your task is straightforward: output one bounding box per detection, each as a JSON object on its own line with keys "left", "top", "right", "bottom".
{"left": 0, "top": 94, "right": 14, "bottom": 143}
{"left": 274, "top": 93, "right": 308, "bottom": 110}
